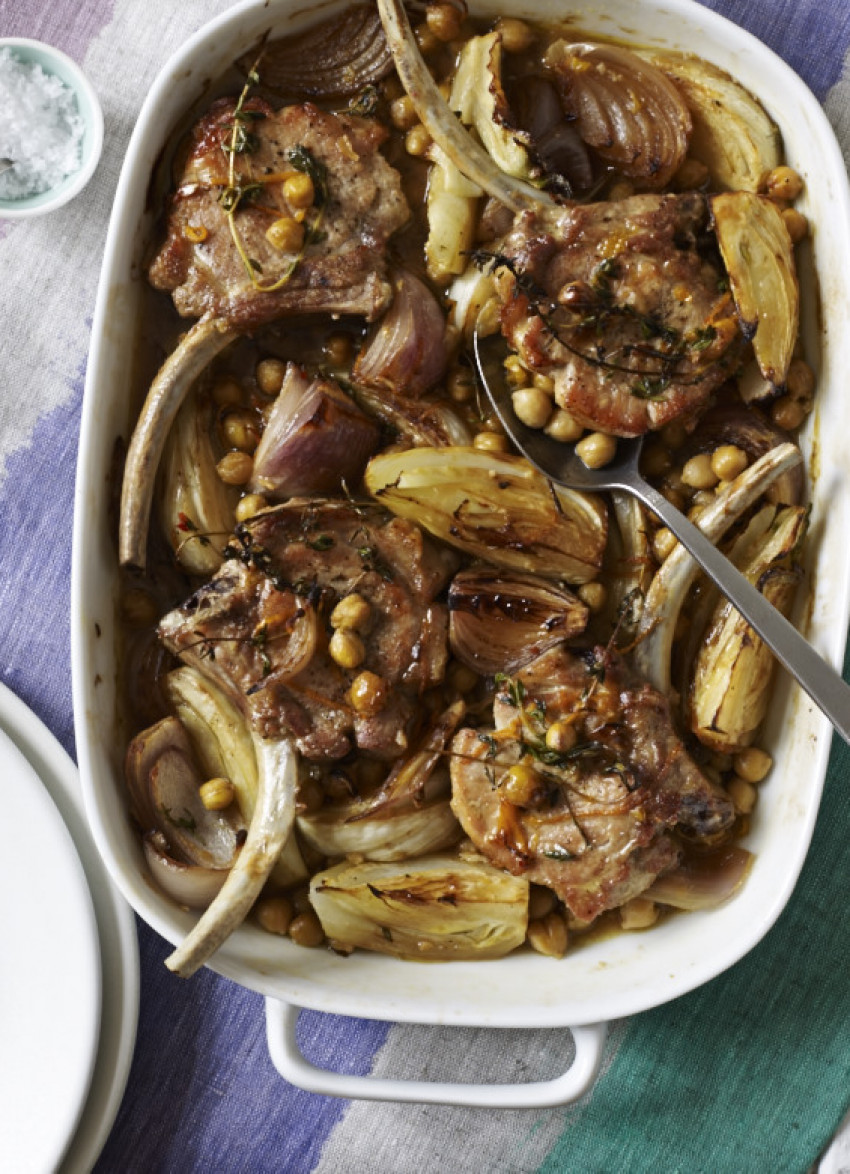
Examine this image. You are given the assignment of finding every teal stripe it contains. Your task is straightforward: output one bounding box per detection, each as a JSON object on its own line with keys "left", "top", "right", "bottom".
{"left": 539, "top": 648, "right": 850, "bottom": 1174}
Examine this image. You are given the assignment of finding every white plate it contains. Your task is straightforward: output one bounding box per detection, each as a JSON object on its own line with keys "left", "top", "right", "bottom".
{"left": 0, "top": 724, "right": 101, "bottom": 1172}
{"left": 0, "top": 683, "right": 139, "bottom": 1174}
{"left": 74, "top": 0, "right": 850, "bottom": 1032}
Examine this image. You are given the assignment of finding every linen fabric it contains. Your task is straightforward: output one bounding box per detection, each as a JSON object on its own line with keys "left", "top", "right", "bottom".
{"left": 1, "top": 1, "right": 849, "bottom": 1171}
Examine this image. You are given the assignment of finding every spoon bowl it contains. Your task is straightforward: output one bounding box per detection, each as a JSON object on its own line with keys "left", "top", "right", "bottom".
{"left": 473, "top": 327, "right": 850, "bottom": 747}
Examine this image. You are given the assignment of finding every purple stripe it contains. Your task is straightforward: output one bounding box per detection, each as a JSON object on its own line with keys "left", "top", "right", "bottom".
{"left": 694, "top": 0, "right": 850, "bottom": 98}
{"left": 0, "top": 0, "right": 117, "bottom": 64}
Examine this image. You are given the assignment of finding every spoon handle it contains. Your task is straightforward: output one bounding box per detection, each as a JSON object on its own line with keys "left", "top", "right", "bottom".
{"left": 635, "top": 478, "right": 850, "bottom": 747}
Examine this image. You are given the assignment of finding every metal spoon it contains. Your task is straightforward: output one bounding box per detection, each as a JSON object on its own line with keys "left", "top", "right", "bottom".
{"left": 473, "top": 328, "right": 850, "bottom": 748}
{"left": 0, "top": 158, "right": 14, "bottom": 176}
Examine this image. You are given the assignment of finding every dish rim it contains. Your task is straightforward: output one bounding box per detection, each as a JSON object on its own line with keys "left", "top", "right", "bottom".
{"left": 72, "top": 0, "right": 850, "bottom": 1029}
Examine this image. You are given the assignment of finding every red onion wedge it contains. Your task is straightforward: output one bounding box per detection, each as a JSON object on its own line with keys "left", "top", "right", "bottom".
{"left": 250, "top": 364, "right": 380, "bottom": 499}
{"left": 545, "top": 41, "right": 692, "bottom": 188}
{"left": 143, "top": 832, "right": 229, "bottom": 910}
{"left": 645, "top": 846, "right": 752, "bottom": 910}
{"left": 166, "top": 734, "right": 298, "bottom": 978}
{"left": 238, "top": 5, "right": 393, "bottom": 100}
{"left": 353, "top": 270, "right": 448, "bottom": 399}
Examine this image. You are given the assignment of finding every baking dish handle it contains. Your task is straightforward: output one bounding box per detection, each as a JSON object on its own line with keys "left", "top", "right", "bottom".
{"left": 264, "top": 998, "right": 608, "bottom": 1109}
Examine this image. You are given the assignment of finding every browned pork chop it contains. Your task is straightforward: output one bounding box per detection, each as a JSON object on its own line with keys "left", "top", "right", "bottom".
{"left": 158, "top": 501, "right": 456, "bottom": 760}
{"left": 450, "top": 645, "right": 735, "bottom": 921}
{"left": 149, "top": 98, "right": 410, "bottom": 329}
{"left": 492, "top": 192, "right": 743, "bottom": 436}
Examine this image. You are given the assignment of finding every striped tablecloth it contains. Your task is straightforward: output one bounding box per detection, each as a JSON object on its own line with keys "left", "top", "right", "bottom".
{"left": 2, "top": 2, "right": 850, "bottom": 1170}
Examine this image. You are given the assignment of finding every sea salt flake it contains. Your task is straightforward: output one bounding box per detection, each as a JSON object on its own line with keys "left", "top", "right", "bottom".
{"left": 0, "top": 48, "right": 86, "bottom": 200}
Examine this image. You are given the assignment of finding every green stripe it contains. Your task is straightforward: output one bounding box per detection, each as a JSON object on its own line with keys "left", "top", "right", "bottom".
{"left": 539, "top": 654, "right": 850, "bottom": 1174}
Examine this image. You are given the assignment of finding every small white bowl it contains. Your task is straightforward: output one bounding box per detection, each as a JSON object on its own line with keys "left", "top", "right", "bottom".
{"left": 0, "top": 38, "right": 103, "bottom": 219}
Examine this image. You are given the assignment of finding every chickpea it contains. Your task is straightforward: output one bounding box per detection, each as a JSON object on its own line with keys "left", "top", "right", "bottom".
{"left": 578, "top": 581, "right": 607, "bottom": 613}
{"left": 762, "top": 165, "right": 804, "bottom": 202}
{"left": 504, "top": 353, "right": 529, "bottom": 388}
{"left": 681, "top": 452, "right": 719, "bottom": 490}
{"left": 782, "top": 207, "right": 808, "bottom": 244}
{"left": 533, "top": 372, "right": 555, "bottom": 394}
{"left": 328, "top": 629, "right": 366, "bottom": 670}
{"left": 473, "top": 430, "right": 510, "bottom": 453}
{"left": 348, "top": 670, "right": 387, "bottom": 716}
{"left": 447, "top": 366, "right": 476, "bottom": 403}
{"left": 212, "top": 377, "right": 243, "bottom": 407}
{"left": 545, "top": 408, "right": 584, "bottom": 444}
{"left": 711, "top": 444, "right": 748, "bottom": 482}
{"left": 255, "top": 895, "right": 294, "bottom": 936}
{"left": 221, "top": 409, "right": 260, "bottom": 453}
{"left": 265, "top": 216, "right": 305, "bottom": 253}
{"left": 235, "top": 493, "right": 267, "bottom": 522}
{"left": 288, "top": 909, "right": 324, "bottom": 948}
{"left": 607, "top": 179, "right": 635, "bottom": 201}
{"left": 216, "top": 450, "right": 254, "bottom": 486}
{"left": 503, "top": 762, "right": 540, "bottom": 807}
{"left": 426, "top": 2, "right": 465, "bottom": 42}
{"left": 405, "top": 124, "right": 432, "bottom": 156}
{"left": 255, "top": 357, "right": 286, "bottom": 396}
{"left": 330, "top": 592, "right": 372, "bottom": 633}
{"left": 323, "top": 332, "right": 354, "bottom": 368}
{"left": 199, "top": 777, "right": 235, "bottom": 811}
{"left": 120, "top": 586, "right": 158, "bottom": 627}
{"left": 512, "top": 386, "right": 553, "bottom": 430}
{"left": 728, "top": 776, "right": 758, "bottom": 815}
{"left": 413, "top": 20, "right": 440, "bottom": 55}
{"left": 575, "top": 431, "right": 617, "bottom": 469}
{"left": 786, "top": 357, "right": 816, "bottom": 404}
{"left": 771, "top": 396, "right": 806, "bottom": 431}
{"left": 495, "top": 16, "right": 534, "bottom": 54}
{"left": 390, "top": 94, "right": 419, "bottom": 131}
{"left": 528, "top": 885, "right": 556, "bottom": 921}
{"left": 527, "top": 910, "right": 569, "bottom": 958}
{"left": 672, "top": 157, "right": 709, "bottom": 191}
{"left": 620, "top": 898, "right": 659, "bottom": 931}
{"left": 732, "top": 746, "right": 773, "bottom": 783}
{"left": 282, "top": 171, "right": 314, "bottom": 209}
{"left": 545, "top": 718, "right": 577, "bottom": 755}
{"left": 652, "top": 526, "right": 678, "bottom": 563}
{"left": 447, "top": 661, "right": 479, "bottom": 694}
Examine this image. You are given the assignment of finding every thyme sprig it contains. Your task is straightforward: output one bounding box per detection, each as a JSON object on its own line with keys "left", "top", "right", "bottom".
{"left": 470, "top": 249, "right": 720, "bottom": 399}
{"left": 219, "top": 65, "right": 328, "bottom": 292}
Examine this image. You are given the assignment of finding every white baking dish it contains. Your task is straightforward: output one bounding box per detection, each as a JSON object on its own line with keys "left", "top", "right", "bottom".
{"left": 72, "top": 0, "right": 850, "bottom": 1106}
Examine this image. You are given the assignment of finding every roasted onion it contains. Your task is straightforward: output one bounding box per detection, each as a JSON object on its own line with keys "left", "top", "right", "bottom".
{"left": 545, "top": 41, "right": 692, "bottom": 188}
{"left": 509, "top": 75, "right": 593, "bottom": 195}
{"left": 143, "top": 832, "right": 230, "bottom": 910}
{"left": 250, "top": 364, "right": 380, "bottom": 499}
{"left": 448, "top": 568, "right": 589, "bottom": 675}
{"left": 353, "top": 269, "right": 448, "bottom": 397}
{"left": 645, "top": 846, "right": 752, "bottom": 910}
{"left": 238, "top": 6, "right": 393, "bottom": 100}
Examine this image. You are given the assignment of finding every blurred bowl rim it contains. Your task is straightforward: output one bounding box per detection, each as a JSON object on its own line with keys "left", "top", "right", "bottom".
{"left": 0, "top": 36, "right": 104, "bottom": 220}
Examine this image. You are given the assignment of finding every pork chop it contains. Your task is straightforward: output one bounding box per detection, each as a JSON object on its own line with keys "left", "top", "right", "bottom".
{"left": 149, "top": 98, "right": 410, "bottom": 329}
{"left": 490, "top": 192, "right": 744, "bottom": 436}
{"left": 450, "top": 645, "right": 735, "bottom": 921}
{"left": 158, "top": 501, "right": 457, "bottom": 760}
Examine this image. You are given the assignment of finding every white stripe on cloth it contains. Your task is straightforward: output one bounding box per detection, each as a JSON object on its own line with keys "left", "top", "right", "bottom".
{"left": 311, "top": 1020, "right": 628, "bottom": 1174}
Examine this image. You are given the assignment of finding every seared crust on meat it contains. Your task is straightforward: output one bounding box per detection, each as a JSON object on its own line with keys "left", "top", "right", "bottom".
{"left": 450, "top": 646, "right": 735, "bottom": 921}
{"left": 493, "top": 192, "right": 744, "bottom": 436}
{"left": 149, "top": 99, "right": 410, "bottom": 328}
{"left": 158, "top": 501, "right": 457, "bottom": 759}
